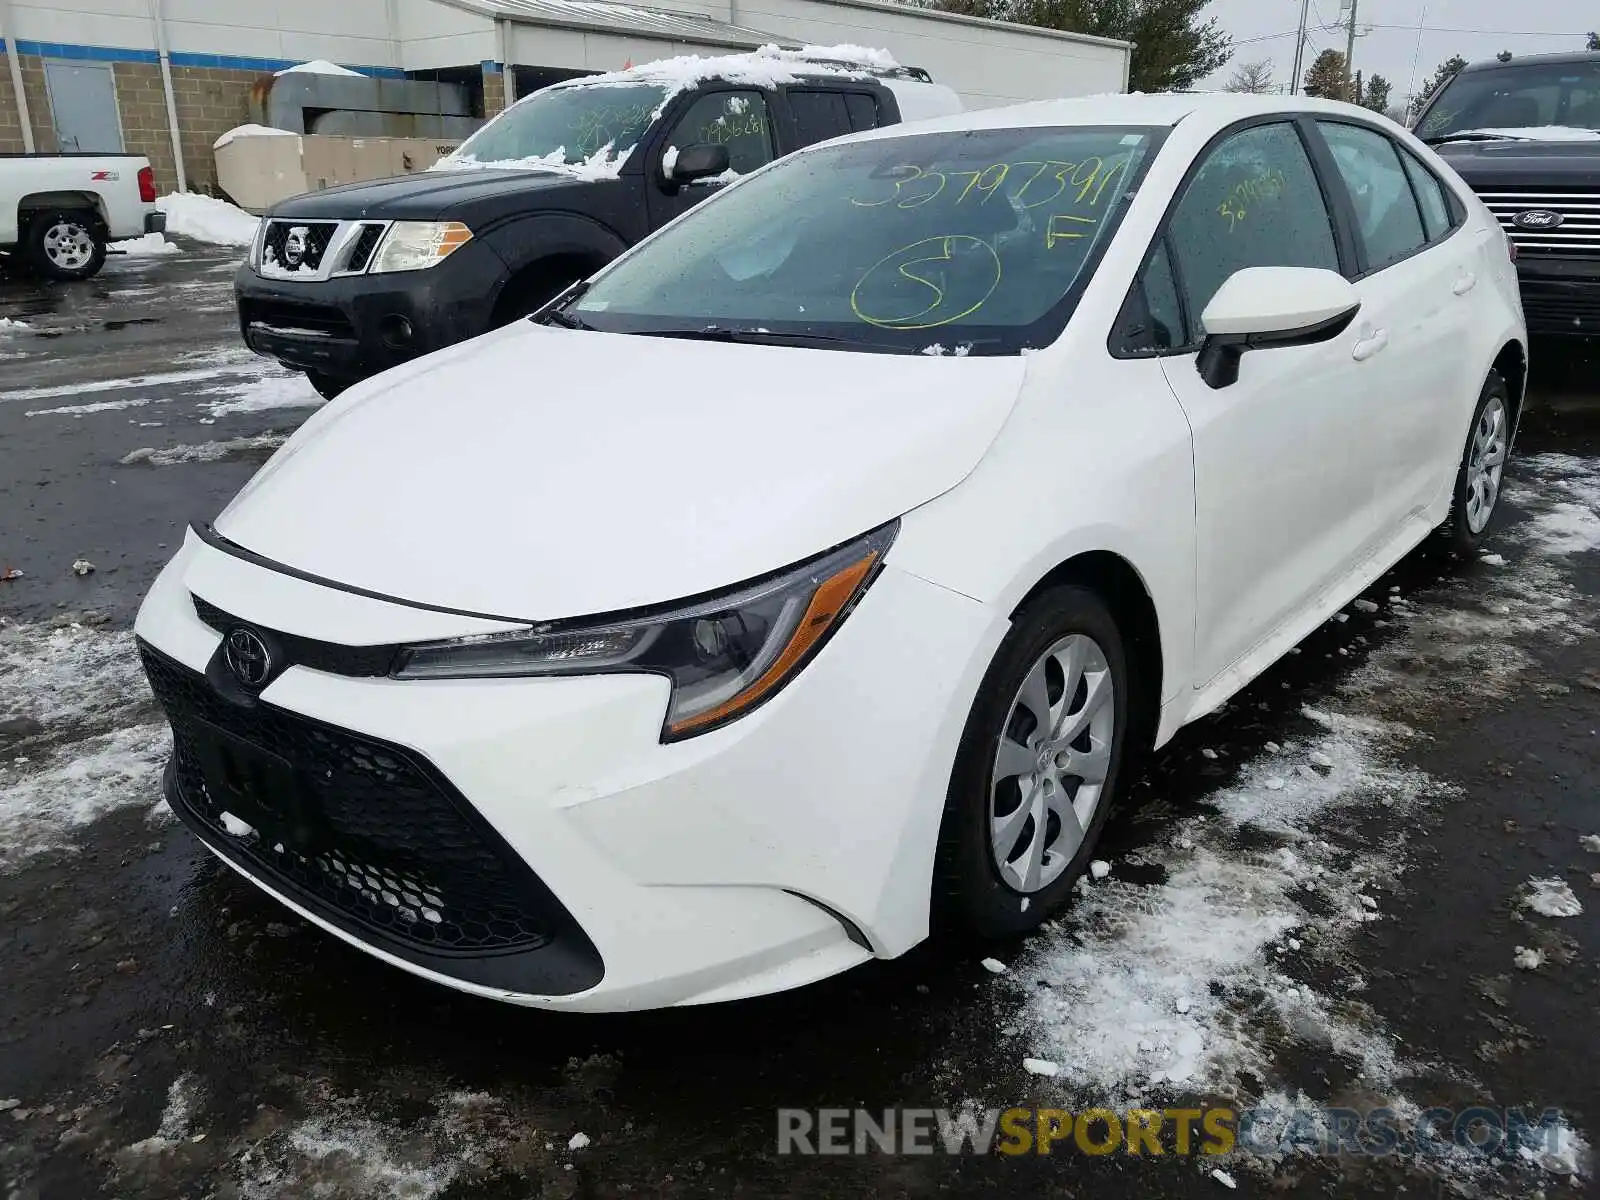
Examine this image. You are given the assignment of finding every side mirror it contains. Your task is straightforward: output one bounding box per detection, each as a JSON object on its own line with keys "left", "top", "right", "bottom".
{"left": 1195, "top": 266, "right": 1361, "bottom": 389}
{"left": 663, "top": 143, "right": 730, "bottom": 186}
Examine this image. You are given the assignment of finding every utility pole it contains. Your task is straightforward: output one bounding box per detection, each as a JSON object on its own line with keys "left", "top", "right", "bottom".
{"left": 1343, "top": 0, "right": 1360, "bottom": 101}
{"left": 1290, "top": 0, "right": 1312, "bottom": 95}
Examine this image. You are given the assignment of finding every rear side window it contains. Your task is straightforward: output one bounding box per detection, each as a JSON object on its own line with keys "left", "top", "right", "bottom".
{"left": 843, "top": 92, "right": 882, "bottom": 131}
{"left": 1397, "top": 147, "right": 1454, "bottom": 241}
{"left": 788, "top": 90, "right": 852, "bottom": 148}
{"left": 1316, "top": 121, "right": 1427, "bottom": 270}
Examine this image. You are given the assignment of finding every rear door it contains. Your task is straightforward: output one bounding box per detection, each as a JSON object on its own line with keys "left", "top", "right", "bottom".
{"left": 644, "top": 87, "right": 778, "bottom": 230}
{"left": 44, "top": 61, "right": 123, "bottom": 152}
{"left": 1308, "top": 118, "right": 1473, "bottom": 524}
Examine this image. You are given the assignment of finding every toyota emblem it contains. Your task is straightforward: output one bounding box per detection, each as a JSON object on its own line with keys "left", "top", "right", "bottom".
{"left": 282, "top": 225, "right": 310, "bottom": 267}
{"left": 224, "top": 627, "right": 274, "bottom": 688}
{"left": 1511, "top": 209, "right": 1564, "bottom": 230}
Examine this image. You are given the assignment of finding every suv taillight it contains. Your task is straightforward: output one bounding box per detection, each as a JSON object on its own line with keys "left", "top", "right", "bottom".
{"left": 138, "top": 166, "right": 157, "bottom": 204}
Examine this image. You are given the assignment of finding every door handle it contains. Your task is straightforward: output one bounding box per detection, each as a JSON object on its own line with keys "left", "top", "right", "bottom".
{"left": 1452, "top": 272, "right": 1477, "bottom": 295}
{"left": 1351, "top": 328, "right": 1388, "bottom": 361}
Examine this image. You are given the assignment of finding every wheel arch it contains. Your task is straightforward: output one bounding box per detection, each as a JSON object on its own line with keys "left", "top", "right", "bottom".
{"left": 18, "top": 191, "right": 110, "bottom": 232}
{"left": 482, "top": 212, "right": 629, "bottom": 324}
{"left": 1490, "top": 338, "right": 1527, "bottom": 434}
{"left": 1009, "top": 549, "right": 1165, "bottom": 759}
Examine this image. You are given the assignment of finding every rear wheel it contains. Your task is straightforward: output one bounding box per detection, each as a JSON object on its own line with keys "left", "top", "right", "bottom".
{"left": 1437, "top": 370, "right": 1511, "bottom": 553}
{"left": 935, "top": 585, "right": 1131, "bottom": 938}
{"left": 24, "top": 210, "right": 107, "bottom": 281}
{"left": 305, "top": 371, "right": 348, "bottom": 401}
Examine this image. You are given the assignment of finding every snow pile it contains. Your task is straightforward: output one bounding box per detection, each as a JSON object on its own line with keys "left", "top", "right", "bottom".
{"left": 1451, "top": 126, "right": 1600, "bottom": 142}
{"left": 124, "top": 1074, "right": 202, "bottom": 1155}
{"left": 1509, "top": 453, "right": 1600, "bottom": 556}
{"left": 111, "top": 232, "right": 181, "bottom": 257}
{"left": 198, "top": 370, "right": 321, "bottom": 417}
{"left": 1521, "top": 876, "right": 1583, "bottom": 918}
{"left": 214, "top": 123, "right": 298, "bottom": 151}
{"left": 159, "top": 193, "right": 261, "bottom": 246}
{"left": 120, "top": 434, "right": 288, "bottom": 466}
{"left": 274, "top": 59, "right": 364, "bottom": 78}
{"left": 0, "top": 318, "right": 29, "bottom": 332}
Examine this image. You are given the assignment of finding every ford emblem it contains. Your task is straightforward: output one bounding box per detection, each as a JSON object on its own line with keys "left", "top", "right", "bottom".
{"left": 1511, "top": 209, "right": 1564, "bottom": 230}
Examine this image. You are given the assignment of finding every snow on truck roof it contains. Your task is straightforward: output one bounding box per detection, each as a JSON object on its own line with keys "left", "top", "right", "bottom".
{"left": 546, "top": 43, "right": 928, "bottom": 93}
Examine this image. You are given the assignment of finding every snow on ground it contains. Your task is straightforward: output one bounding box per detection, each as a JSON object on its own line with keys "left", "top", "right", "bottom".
{"left": 120, "top": 434, "right": 288, "bottom": 466}
{"left": 111, "top": 232, "right": 182, "bottom": 257}
{"left": 1000, "top": 451, "right": 1600, "bottom": 1189}
{"left": 0, "top": 621, "right": 168, "bottom": 871}
{"left": 198, "top": 370, "right": 321, "bottom": 417}
{"left": 0, "top": 318, "right": 30, "bottom": 332}
{"left": 123, "top": 1074, "right": 202, "bottom": 1156}
{"left": 1521, "top": 877, "right": 1583, "bottom": 918}
{"left": 159, "top": 193, "right": 260, "bottom": 247}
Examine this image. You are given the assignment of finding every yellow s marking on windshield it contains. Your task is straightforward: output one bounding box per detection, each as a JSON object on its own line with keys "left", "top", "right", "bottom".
{"left": 850, "top": 235, "right": 1002, "bottom": 330}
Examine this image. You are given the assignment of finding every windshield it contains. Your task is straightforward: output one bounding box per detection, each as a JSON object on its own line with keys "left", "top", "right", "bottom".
{"left": 1417, "top": 61, "right": 1600, "bottom": 140}
{"left": 443, "top": 82, "right": 668, "bottom": 169}
{"left": 567, "top": 125, "right": 1159, "bottom": 354}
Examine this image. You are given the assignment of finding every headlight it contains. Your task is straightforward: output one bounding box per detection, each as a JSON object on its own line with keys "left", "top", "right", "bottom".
{"left": 247, "top": 218, "right": 267, "bottom": 270}
{"left": 369, "top": 221, "right": 473, "bottom": 273}
{"left": 393, "top": 523, "right": 898, "bottom": 740}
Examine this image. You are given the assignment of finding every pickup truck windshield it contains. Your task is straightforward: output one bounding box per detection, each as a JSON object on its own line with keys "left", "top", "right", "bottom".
{"left": 444, "top": 82, "right": 669, "bottom": 168}
{"left": 569, "top": 125, "right": 1157, "bottom": 353}
{"left": 1417, "top": 61, "right": 1600, "bottom": 141}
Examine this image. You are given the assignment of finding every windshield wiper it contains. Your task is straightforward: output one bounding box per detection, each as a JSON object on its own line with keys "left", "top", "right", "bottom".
{"left": 534, "top": 280, "right": 595, "bottom": 331}
{"left": 636, "top": 325, "right": 913, "bottom": 351}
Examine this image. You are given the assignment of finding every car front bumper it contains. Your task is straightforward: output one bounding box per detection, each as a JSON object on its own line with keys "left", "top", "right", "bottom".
{"left": 134, "top": 530, "right": 1002, "bottom": 1011}
{"left": 1516, "top": 255, "right": 1600, "bottom": 338}
{"left": 233, "top": 239, "right": 508, "bottom": 384}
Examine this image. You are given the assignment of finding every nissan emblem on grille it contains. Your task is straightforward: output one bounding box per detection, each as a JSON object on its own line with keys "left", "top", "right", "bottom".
{"left": 224, "top": 627, "right": 274, "bottom": 687}
{"left": 1512, "top": 209, "right": 1564, "bottom": 231}
{"left": 282, "top": 225, "right": 311, "bottom": 267}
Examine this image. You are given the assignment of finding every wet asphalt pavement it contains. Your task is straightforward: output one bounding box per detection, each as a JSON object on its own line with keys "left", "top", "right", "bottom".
{"left": 1, "top": 247, "right": 1599, "bottom": 1199}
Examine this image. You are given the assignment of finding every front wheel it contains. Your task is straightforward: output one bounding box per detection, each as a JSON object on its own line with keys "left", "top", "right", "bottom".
{"left": 935, "top": 585, "right": 1131, "bottom": 938}
{"left": 1437, "top": 370, "right": 1511, "bottom": 553}
{"left": 25, "top": 210, "right": 107, "bottom": 281}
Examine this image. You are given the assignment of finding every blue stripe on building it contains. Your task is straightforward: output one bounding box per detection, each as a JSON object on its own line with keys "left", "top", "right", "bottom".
{"left": 0, "top": 38, "right": 406, "bottom": 78}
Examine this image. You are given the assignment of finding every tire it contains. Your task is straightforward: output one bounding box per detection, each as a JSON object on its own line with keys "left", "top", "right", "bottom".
{"left": 24, "top": 209, "right": 107, "bottom": 281}
{"left": 305, "top": 372, "right": 348, "bottom": 401}
{"left": 934, "top": 585, "right": 1132, "bottom": 938}
{"left": 1437, "top": 369, "right": 1511, "bottom": 554}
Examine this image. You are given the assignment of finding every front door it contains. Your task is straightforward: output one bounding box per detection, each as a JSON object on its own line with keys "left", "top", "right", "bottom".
{"left": 645, "top": 88, "right": 777, "bottom": 231}
{"left": 1154, "top": 119, "right": 1378, "bottom": 687}
{"left": 44, "top": 60, "right": 123, "bottom": 153}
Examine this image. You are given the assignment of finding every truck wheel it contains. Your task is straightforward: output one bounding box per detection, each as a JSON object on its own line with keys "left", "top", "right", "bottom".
{"left": 492, "top": 270, "right": 580, "bottom": 328}
{"left": 25, "top": 210, "right": 107, "bottom": 281}
{"left": 305, "top": 372, "right": 348, "bottom": 401}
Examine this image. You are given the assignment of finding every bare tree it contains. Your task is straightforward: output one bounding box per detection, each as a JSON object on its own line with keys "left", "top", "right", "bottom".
{"left": 1224, "top": 59, "right": 1276, "bottom": 94}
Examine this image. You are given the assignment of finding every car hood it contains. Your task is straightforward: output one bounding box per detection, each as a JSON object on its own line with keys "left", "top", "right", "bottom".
{"left": 214, "top": 325, "right": 1027, "bottom": 621}
{"left": 267, "top": 169, "right": 599, "bottom": 221}
{"left": 1432, "top": 137, "right": 1600, "bottom": 188}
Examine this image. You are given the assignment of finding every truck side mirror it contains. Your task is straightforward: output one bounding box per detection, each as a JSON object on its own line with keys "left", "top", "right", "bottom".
{"left": 665, "top": 143, "right": 730, "bottom": 185}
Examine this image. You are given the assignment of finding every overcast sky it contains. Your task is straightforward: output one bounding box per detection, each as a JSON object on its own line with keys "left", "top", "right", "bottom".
{"left": 1197, "top": 0, "right": 1589, "bottom": 105}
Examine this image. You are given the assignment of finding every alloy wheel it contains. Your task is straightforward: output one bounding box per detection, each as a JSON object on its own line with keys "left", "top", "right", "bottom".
{"left": 43, "top": 221, "right": 96, "bottom": 271}
{"left": 1465, "top": 395, "right": 1508, "bottom": 534}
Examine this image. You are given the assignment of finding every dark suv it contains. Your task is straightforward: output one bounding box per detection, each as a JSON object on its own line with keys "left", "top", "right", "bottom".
{"left": 1413, "top": 51, "right": 1600, "bottom": 339}
{"left": 233, "top": 51, "right": 960, "bottom": 397}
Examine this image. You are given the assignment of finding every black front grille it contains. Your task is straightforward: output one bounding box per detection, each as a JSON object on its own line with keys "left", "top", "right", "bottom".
{"left": 191, "top": 594, "right": 398, "bottom": 677}
{"left": 239, "top": 297, "right": 355, "bottom": 339}
{"left": 1521, "top": 281, "right": 1600, "bottom": 334}
{"left": 262, "top": 219, "right": 338, "bottom": 273}
{"left": 345, "top": 223, "right": 386, "bottom": 274}
{"left": 141, "top": 641, "right": 570, "bottom": 959}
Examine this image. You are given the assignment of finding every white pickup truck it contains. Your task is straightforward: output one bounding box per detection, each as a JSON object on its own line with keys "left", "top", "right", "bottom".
{"left": 0, "top": 153, "right": 166, "bottom": 280}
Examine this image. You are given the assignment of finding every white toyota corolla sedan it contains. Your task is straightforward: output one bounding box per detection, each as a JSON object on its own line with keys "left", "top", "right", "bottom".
{"left": 136, "top": 92, "right": 1525, "bottom": 1011}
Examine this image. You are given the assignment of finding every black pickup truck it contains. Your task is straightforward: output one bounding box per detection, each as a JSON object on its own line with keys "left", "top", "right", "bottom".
{"left": 1413, "top": 51, "right": 1600, "bottom": 340}
{"left": 234, "top": 51, "right": 960, "bottom": 398}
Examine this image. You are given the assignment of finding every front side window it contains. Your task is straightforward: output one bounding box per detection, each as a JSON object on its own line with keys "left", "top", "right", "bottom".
{"left": 442, "top": 82, "right": 666, "bottom": 169}
{"left": 1415, "top": 61, "right": 1600, "bottom": 140}
{"left": 666, "top": 90, "right": 774, "bottom": 176}
{"left": 570, "top": 124, "right": 1160, "bottom": 354}
{"left": 1167, "top": 122, "right": 1339, "bottom": 323}
{"left": 1317, "top": 121, "right": 1427, "bottom": 270}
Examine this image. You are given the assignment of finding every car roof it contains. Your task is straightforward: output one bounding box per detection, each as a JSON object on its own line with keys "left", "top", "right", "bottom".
{"left": 844, "top": 90, "right": 1384, "bottom": 141}
{"left": 1459, "top": 50, "right": 1600, "bottom": 72}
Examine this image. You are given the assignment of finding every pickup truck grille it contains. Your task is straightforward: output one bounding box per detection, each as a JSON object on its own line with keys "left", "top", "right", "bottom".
{"left": 262, "top": 219, "right": 338, "bottom": 274}
{"left": 1474, "top": 188, "right": 1600, "bottom": 257}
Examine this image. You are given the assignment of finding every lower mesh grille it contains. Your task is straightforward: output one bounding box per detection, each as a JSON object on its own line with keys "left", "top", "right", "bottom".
{"left": 142, "top": 641, "right": 557, "bottom": 956}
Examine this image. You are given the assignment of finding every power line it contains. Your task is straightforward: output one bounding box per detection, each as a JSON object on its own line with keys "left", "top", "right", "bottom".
{"left": 1362, "top": 23, "right": 1584, "bottom": 36}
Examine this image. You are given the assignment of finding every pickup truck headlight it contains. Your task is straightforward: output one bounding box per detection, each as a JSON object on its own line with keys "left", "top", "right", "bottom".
{"left": 369, "top": 221, "right": 474, "bottom": 273}
{"left": 392, "top": 523, "right": 897, "bottom": 740}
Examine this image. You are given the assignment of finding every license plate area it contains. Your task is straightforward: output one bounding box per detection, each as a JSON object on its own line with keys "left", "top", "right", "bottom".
{"left": 190, "top": 719, "right": 329, "bottom": 851}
